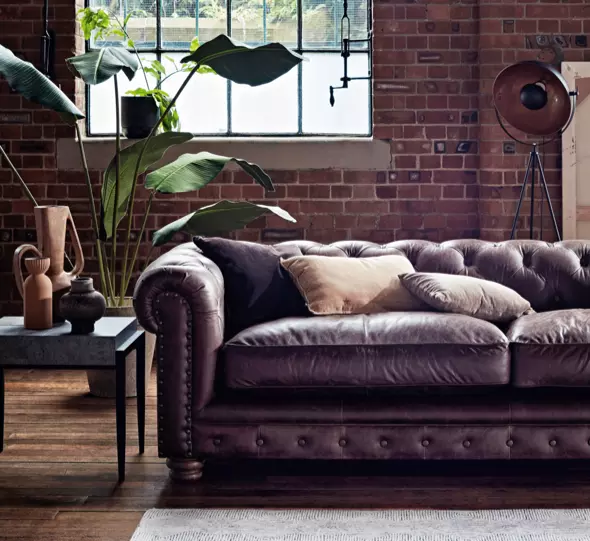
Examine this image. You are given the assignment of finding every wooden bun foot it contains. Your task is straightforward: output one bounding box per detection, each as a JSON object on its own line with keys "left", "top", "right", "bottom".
{"left": 166, "top": 458, "right": 203, "bottom": 482}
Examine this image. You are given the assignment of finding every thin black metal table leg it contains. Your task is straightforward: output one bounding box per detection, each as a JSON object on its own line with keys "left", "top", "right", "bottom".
{"left": 136, "top": 333, "right": 146, "bottom": 455}
{"left": 116, "top": 353, "right": 126, "bottom": 483}
{"left": 0, "top": 367, "right": 4, "bottom": 453}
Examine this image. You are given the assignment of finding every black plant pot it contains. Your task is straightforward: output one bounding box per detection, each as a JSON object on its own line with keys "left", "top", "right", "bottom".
{"left": 121, "top": 96, "right": 159, "bottom": 139}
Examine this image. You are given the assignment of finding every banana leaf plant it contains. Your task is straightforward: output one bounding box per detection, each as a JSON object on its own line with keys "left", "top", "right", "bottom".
{"left": 65, "top": 35, "right": 303, "bottom": 307}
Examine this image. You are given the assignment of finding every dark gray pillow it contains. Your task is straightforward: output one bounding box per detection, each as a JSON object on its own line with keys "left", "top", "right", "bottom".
{"left": 194, "top": 237, "right": 308, "bottom": 336}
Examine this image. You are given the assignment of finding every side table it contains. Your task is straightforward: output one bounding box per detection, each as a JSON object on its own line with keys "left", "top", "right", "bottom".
{"left": 0, "top": 316, "right": 146, "bottom": 482}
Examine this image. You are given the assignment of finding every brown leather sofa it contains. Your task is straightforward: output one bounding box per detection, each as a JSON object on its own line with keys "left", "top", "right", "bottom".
{"left": 134, "top": 239, "right": 590, "bottom": 481}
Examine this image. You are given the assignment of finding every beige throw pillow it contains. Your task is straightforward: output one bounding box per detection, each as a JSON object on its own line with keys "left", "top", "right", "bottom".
{"left": 400, "top": 272, "right": 531, "bottom": 323}
{"left": 280, "top": 255, "right": 428, "bottom": 315}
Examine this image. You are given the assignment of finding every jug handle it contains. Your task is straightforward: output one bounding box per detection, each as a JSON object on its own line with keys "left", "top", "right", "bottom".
{"left": 65, "top": 208, "right": 84, "bottom": 280}
{"left": 13, "top": 244, "right": 43, "bottom": 298}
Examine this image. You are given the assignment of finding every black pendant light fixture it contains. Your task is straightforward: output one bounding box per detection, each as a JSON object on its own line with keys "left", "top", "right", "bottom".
{"left": 329, "top": 0, "right": 372, "bottom": 106}
{"left": 40, "top": 0, "right": 56, "bottom": 79}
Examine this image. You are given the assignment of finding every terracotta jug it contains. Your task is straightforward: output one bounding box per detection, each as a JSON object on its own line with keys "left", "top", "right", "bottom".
{"left": 23, "top": 257, "right": 53, "bottom": 330}
{"left": 13, "top": 206, "right": 84, "bottom": 320}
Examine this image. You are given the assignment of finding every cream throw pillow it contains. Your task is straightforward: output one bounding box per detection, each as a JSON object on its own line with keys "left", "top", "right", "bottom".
{"left": 400, "top": 272, "right": 532, "bottom": 323}
{"left": 280, "top": 255, "right": 428, "bottom": 315}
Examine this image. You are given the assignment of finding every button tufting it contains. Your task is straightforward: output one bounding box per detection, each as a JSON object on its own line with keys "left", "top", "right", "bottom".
{"left": 213, "top": 438, "right": 221, "bottom": 446}
{"left": 549, "top": 439, "right": 557, "bottom": 447}
{"left": 298, "top": 438, "right": 307, "bottom": 447}
{"left": 422, "top": 439, "right": 430, "bottom": 447}
{"left": 506, "top": 439, "right": 514, "bottom": 447}
{"left": 463, "top": 440, "right": 471, "bottom": 448}
{"left": 380, "top": 439, "right": 389, "bottom": 448}
{"left": 256, "top": 438, "right": 264, "bottom": 446}
{"left": 339, "top": 438, "right": 348, "bottom": 447}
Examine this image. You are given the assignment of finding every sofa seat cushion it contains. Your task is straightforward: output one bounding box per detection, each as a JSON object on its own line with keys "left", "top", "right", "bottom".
{"left": 508, "top": 309, "right": 590, "bottom": 387}
{"left": 222, "top": 312, "right": 510, "bottom": 389}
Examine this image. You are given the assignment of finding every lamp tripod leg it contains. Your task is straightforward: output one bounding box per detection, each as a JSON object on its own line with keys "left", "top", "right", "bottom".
{"left": 530, "top": 148, "right": 536, "bottom": 239}
{"left": 510, "top": 151, "right": 535, "bottom": 240}
{"left": 535, "top": 148, "right": 562, "bottom": 241}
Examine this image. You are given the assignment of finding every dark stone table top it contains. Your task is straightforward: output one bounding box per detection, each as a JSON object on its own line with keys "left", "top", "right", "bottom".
{"left": 0, "top": 317, "right": 137, "bottom": 367}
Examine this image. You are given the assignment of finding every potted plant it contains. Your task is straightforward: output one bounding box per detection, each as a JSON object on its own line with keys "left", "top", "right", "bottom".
{"left": 65, "top": 34, "right": 303, "bottom": 396}
{"left": 1, "top": 36, "right": 303, "bottom": 397}
{"left": 77, "top": 7, "right": 214, "bottom": 137}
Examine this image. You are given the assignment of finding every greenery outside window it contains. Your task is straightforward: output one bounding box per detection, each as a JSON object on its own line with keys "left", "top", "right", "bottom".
{"left": 85, "top": 0, "right": 371, "bottom": 137}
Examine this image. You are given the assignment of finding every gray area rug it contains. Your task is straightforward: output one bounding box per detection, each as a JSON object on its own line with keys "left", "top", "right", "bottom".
{"left": 130, "top": 508, "right": 590, "bottom": 541}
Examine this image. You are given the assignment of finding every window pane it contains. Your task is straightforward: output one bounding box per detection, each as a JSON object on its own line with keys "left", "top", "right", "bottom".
{"left": 161, "top": 0, "right": 228, "bottom": 48}
{"left": 231, "top": 0, "right": 296, "bottom": 48}
{"left": 88, "top": 0, "right": 157, "bottom": 49}
{"left": 231, "top": 66, "right": 298, "bottom": 133}
{"left": 161, "top": 54, "right": 228, "bottom": 134}
{"left": 303, "top": 0, "right": 368, "bottom": 50}
{"left": 88, "top": 54, "right": 158, "bottom": 135}
{"left": 302, "top": 52, "right": 369, "bottom": 135}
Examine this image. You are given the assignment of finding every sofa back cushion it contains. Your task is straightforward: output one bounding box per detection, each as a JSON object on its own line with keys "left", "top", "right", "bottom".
{"left": 274, "top": 239, "right": 590, "bottom": 313}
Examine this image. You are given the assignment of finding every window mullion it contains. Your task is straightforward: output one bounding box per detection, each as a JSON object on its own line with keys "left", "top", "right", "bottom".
{"left": 297, "top": 0, "right": 303, "bottom": 134}
{"left": 156, "top": 0, "right": 162, "bottom": 51}
{"left": 227, "top": 0, "right": 232, "bottom": 135}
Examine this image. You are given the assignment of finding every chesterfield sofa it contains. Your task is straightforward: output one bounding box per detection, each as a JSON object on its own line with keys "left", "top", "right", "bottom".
{"left": 134, "top": 238, "right": 590, "bottom": 481}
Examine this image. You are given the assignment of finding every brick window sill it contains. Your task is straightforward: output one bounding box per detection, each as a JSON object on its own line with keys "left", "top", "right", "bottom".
{"left": 56, "top": 137, "right": 392, "bottom": 171}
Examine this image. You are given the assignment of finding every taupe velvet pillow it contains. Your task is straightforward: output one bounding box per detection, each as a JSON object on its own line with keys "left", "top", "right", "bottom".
{"left": 400, "top": 272, "right": 532, "bottom": 323}
{"left": 280, "top": 255, "right": 428, "bottom": 315}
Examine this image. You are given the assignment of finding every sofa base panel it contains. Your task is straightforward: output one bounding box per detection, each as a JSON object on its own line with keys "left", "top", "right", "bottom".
{"left": 186, "top": 424, "right": 590, "bottom": 461}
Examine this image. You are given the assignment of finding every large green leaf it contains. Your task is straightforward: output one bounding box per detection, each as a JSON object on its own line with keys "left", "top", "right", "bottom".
{"left": 100, "top": 131, "right": 193, "bottom": 240}
{"left": 66, "top": 48, "right": 139, "bottom": 85}
{"left": 180, "top": 35, "right": 303, "bottom": 86}
{"left": 152, "top": 200, "right": 296, "bottom": 247}
{"left": 145, "top": 152, "right": 274, "bottom": 193}
{"left": 0, "top": 45, "right": 84, "bottom": 124}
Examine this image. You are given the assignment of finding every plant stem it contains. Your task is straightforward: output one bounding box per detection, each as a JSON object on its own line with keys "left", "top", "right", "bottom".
{"left": 119, "top": 64, "right": 199, "bottom": 298}
{"left": 113, "top": 13, "right": 150, "bottom": 90}
{"left": 122, "top": 191, "right": 153, "bottom": 296}
{"left": 113, "top": 77, "right": 121, "bottom": 304}
{"left": 0, "top": 145, "right": 38, "bottom": 206}
{"left": 101, "top": 241, "right": 116, "bottom": 305}
{"left": 73, "top": 123, "right": 112, "bottom": 298}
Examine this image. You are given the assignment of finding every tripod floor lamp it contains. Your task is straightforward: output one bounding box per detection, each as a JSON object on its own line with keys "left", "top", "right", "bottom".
{"left": 493, "top": 61, "right": 577, "bottom": 241}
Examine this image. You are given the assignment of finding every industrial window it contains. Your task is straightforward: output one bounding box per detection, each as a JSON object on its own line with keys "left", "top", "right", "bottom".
{"left": 86, "top": 0, "right": 372, "bottom": 136}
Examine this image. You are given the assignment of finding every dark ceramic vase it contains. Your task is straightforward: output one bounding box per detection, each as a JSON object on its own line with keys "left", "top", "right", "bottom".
{"left": 121, "top": 96, "right": 159, "bottom": 139}
{"left": 59, "top": 277, "right": 106, "bottom": 334}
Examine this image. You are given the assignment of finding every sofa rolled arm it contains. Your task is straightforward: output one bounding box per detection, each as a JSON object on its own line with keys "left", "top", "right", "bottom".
{"left": 133, "top": 242, "right": 224, "bottom": 459}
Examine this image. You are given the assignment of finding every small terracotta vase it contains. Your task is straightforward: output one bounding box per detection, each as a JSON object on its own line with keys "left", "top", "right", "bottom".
{"left": 23, "top": 257, "right": 52, "bottom": 330}
{"left": 13, "top": 205, "right": 84, "bottom": 321}
{"left": 59, "top": 277, "right": 106, "bottom": 335}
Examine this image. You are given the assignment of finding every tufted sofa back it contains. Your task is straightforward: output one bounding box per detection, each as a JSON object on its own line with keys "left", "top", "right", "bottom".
{"left": 277, "top": 239, "right": 590, "bottom": 313}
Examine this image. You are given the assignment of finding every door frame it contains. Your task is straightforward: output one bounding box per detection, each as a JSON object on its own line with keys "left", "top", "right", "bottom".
{"left": 562, "top": 62, "right": 590, "bottom": 239}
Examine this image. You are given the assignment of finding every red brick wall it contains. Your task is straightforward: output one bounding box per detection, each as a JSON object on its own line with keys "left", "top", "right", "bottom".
{"left": 1, "top": 0, "right": 589, "bottom": 314}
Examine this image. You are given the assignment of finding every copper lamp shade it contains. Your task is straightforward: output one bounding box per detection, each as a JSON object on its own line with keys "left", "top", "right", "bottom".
{"left": 493, "top": 61, "right": 571, "bottom": 137}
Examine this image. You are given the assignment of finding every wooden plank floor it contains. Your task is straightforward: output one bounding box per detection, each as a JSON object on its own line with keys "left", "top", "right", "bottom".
{"left": 3, "top": 369, "right": 590, "bottom": 540}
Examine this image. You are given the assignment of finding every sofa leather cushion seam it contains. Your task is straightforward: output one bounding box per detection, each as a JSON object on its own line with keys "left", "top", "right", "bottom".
{"left": 225, "top": 342, "right": 509, "bottom": 348}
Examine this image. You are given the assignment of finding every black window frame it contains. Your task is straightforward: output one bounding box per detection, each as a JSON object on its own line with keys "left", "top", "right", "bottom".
{"left": 85, "top": 0, "right": 372, "bottom": 137}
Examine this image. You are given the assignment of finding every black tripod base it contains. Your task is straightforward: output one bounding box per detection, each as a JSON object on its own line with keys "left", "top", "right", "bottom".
{"left": 510, "top": 145, "right": 561, "bottom": 241}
